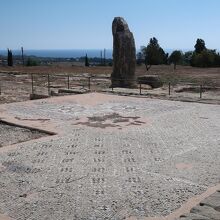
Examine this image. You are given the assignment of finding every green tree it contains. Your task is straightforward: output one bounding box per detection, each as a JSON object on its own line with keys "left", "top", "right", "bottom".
{"left": 194, "top": 38, "right": 206, "bottom": 54}
{"left": 142, "top": 37, "right": 167, "bottom": 71}
{"left": 191, "top": 50, "right": 216, "bottom": 67}
{"left": 7, "top": 49, "right": 13, "bottom": 66}
{"left": 26, "top": 57, "right": 39, "bottom": 66}
{"left": 189, "top": 38, "right": 220, "bottom": 67}
{"left": 183, "top": 51, "right": 193, "bottom": 65}
{"left": 214, "top": 52, "right": 220, "bottom": 66}
{"left": 169, "top": 50, "right": 182, "bottom": 69}
{"left": 85, "top": 54, "right": 89, "bottom": 67}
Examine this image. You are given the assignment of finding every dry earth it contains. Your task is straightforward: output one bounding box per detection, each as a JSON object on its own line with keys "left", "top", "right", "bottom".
{"left": 0, "top": 64, "right": 220, "bottom": 86}
{"left": 0, "top": 64, "right": 220, "bottom": 105}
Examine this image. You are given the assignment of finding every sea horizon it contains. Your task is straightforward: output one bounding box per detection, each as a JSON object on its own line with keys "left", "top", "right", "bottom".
{"left": 0, "top": 49, "right": 114, "bottom": 59}
{"left": 0, "top": 48, "right": 197, "bottom": 59}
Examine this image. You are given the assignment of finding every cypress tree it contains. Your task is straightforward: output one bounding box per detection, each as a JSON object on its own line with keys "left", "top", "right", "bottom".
{"left": 85, "top": 54, "right": 89, "bottom": 67}
{"left": 7, "top": 49, "right": 13, "bottom": 66}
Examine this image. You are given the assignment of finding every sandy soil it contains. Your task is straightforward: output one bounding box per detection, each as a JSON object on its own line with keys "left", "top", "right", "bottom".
{"left": 0, "top": 64, "right": 219, "bottom": 86}
{"left": 0, "top": 64, "right": 219, "bottom": 104}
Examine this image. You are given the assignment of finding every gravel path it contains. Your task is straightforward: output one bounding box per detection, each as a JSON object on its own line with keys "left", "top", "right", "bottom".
{"left": 0, "top": 122, "right": 48, "bottom": 147}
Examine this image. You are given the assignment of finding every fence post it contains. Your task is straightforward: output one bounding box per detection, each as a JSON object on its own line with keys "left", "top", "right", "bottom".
{"left": 111, "top": 78, "right": 114, "bottom": 91}
{"left": 31, "top": 73, "right": 34, "bottom": 94}
{"left": 47, "top": 74, "right": 50, "bottom": 96}
{"left": 168, "top": 83, "right": 171, "bottom": 96}
{"left": 139, "top": 83, "right": 142, "bottom": 95}
{"left": 200, "top": 85, "right": 202, "bottom": 99}
{"left": 88, "top": 77, "right": 91, "bottom": 90}
{"left": 67, "top": 75, "right": 70, "bottom": 89}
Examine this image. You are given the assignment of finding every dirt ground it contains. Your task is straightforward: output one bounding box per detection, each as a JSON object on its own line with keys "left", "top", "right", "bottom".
{"left": 0, "top": 121, "right": 48, "bottom": 147}
{"left": 0, "top": 64, "right": 219, "bottom": 104}
{"left": 0, "top": 64, "right": 220, "bottom": 85}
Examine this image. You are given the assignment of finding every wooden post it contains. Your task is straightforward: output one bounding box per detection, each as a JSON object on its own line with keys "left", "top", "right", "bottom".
{"left": 31, "top": 73, "right": 34, "bottom": 94}
{"left": 169, "top": 83, "right": 171, "bottom": 96}
{"left": 47, "top": 74, "right": 50, "bottom": 96}
{"left": 88, "top": 77, "right": 91, "bottom": 90}
{"left": 111, "top": 78, "right": 114, "bottom": 91}
{"left": 139, "top": 83, "right": 142, "bottom": 95}
{"left": 200, "top": 85, "right": 202, "bottom": 99}
{"left": 67, "top": 75, "right": 70, "bottom": 89}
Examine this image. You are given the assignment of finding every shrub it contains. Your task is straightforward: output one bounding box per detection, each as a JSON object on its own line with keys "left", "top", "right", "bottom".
{"left": 26, "top": 57, "right": 39, "bottom": 66}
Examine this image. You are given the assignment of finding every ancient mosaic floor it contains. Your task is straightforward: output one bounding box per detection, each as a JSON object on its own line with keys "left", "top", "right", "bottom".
{"left": 0, "top": 93, "right": 219, "bottom": 220}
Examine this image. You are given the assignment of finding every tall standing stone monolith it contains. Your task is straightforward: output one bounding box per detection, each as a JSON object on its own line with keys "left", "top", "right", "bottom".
{"left": 111, "top": 17, "right": 136, "bottom": 87}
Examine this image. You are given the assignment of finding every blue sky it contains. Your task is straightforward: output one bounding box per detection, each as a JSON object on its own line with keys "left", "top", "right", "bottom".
{"left": 1, "top": 0, "right": 220, "bottom": 51}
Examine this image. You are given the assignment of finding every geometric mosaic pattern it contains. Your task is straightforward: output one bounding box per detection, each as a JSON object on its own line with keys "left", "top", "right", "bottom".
{"left": 0, "top": 93, "right": 219, "bottom": 219}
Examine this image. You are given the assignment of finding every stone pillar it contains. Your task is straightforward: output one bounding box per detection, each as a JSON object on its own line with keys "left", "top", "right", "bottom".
{"left": 111, "top": 17, "right": 136, "bottom": 88}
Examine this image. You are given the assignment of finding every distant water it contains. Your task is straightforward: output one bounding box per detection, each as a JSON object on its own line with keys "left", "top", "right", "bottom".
{"left": 0, "top": 48, "right": 200, "bottom": 59}
{"left": 0, "top": 49, "right": 113, "bottom": 59}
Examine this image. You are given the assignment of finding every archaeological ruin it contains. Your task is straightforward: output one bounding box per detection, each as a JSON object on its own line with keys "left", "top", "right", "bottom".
{"left": 111, "top": 17, "right": 136, "bottom": 88}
